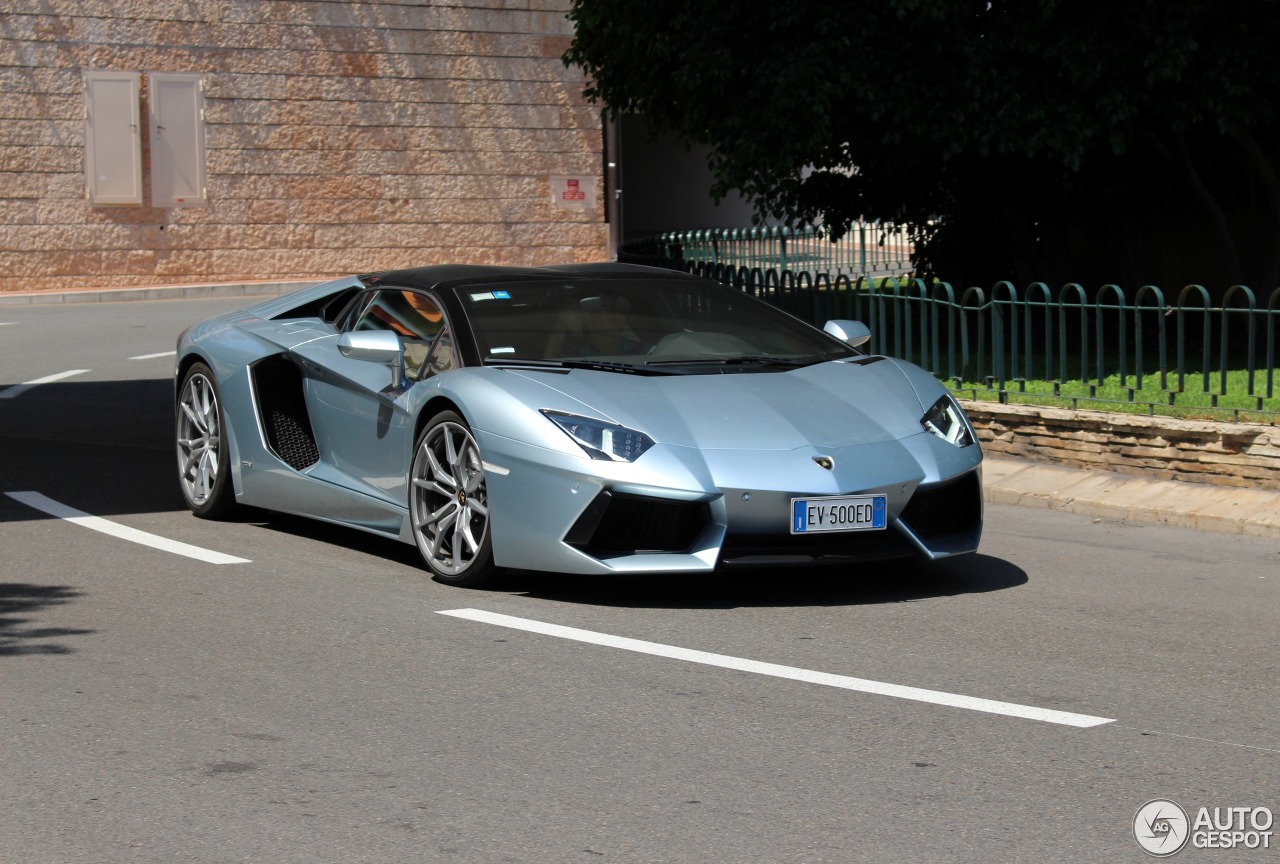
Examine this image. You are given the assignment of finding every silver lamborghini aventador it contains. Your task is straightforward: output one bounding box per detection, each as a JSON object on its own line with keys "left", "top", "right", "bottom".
{"left": 175, "top": 263, "right": 982, "bottom": 586}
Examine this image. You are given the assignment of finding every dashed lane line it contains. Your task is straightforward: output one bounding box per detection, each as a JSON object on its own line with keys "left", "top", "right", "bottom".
{"left": 437, "top": 608, "right": 1116, "bottom": 728}
{"left": 0, "top": 369, "right": 90, "bottom": 399}
{"left": 5, "top": 491, "right": 250, "bottom": 565}
{"left": 130, "top": 350, "right": 177, "bottom": 360}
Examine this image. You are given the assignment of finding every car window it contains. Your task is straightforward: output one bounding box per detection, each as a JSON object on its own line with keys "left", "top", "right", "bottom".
{"left": 424, "top": 330, "right": 455, "bottom": 377}
{"left": 350, "top": 289, "right": 447, "bottom": 379}
{"left": 457, "top": 278, "right": 855, "bottom": 367}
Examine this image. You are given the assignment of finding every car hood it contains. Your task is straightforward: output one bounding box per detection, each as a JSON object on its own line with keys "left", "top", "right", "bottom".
{"left": 508, "top": 358, "right": 929, "bottom": 450}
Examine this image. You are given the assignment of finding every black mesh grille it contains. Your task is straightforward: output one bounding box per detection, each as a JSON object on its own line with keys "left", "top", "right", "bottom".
{"left": 252, "top": 356, "right": 320, "bottom": 471}
{"left": 567, "top": 493, "right": 709, "bottom": 555}
{"left": 900, "top": 471, "right": 981, "bottom": 539}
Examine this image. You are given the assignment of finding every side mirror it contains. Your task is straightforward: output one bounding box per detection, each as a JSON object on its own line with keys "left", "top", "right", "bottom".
{"left": 338, "top": 330, "right": 405, "bottom": 386}
{"left": 823, "top": 319, "right": 871, "bottom": 348}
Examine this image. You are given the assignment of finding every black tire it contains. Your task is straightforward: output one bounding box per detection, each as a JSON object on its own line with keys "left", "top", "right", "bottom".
{"left": 409, "top": 411, "right": 496, "bottom": 586}
{"left": 175, "top": 362, "right": 237, "bottom": 519}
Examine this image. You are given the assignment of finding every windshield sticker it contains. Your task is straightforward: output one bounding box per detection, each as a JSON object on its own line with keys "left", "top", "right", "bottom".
{"left": 469, "top": 291, "right": 495, "bottom": 301}
{"left": 490, "top": 346, "right": 516, "bottom": 354}
{"left": 492, "top": 290, "right": 511, "bottom": 299}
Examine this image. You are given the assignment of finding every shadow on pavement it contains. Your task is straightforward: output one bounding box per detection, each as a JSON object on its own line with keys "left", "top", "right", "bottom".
{"left": 488, "top": 553, "right": 1027, "bottom": 609}
{"left": 0, "top": 378, "right": 183, "bottom": 521}
{"left": 244, "top": 512, "right": 1026, "bottom": 610}
{"left": 250, "top": 511, "right": 424, "bottom": 568}
{"left": 0, "top": 583, "right": 94, "bottom": 656}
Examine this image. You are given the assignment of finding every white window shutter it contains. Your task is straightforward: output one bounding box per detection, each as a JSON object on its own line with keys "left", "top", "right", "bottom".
{"left": 84, "top": 71, "right": 143, "bottom": 206}
{"left": 148, "top": 73, "right": 208, "bottom": 207}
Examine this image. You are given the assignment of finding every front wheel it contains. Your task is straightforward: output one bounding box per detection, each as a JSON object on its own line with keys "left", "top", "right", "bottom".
{"left": 176, "top": 361, "right": 237, "bottom": 519}
{"left": 409, "top": 411, "right": 496, "bottom": 587}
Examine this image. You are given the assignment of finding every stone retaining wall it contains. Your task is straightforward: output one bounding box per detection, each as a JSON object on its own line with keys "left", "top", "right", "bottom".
{"left": 962, "top": 402, "right": 1280, "bottom": 490}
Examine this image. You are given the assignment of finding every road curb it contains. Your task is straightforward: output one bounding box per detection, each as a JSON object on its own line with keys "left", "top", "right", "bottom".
{"left": 982, "top": 456, "right": 1280, "bottom": 539}
{"left": 0, "top": 279, "right": 321, "bottom": 306}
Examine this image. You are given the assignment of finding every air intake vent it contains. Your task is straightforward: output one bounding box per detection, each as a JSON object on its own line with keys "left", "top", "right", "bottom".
{"left": 900, "top": 471, "right": 981, "bottom": 539}
{"left": 252, "top": 355, "right": 319, "bottom": 471}
{"left": 566, "top": 492, "right": 709, "bottom": 556}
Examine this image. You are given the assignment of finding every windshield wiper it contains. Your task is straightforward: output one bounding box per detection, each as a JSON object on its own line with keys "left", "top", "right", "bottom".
{"left": 485, "top": 357, "right": 678, "bottom": 376}
{"left": 646, "top": 354, "right": 824, "bottom": 369}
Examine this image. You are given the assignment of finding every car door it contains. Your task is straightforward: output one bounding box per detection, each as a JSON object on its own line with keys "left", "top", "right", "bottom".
{"left": 291, "top": 287, "right": 451, "bottom": 507}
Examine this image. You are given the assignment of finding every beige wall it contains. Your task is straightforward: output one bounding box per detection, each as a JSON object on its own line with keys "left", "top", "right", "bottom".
{"left": 0, "top": 0, "right": 607, "bottom": 293}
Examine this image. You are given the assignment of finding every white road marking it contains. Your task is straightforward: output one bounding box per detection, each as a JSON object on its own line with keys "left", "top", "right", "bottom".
{"left": 129, "top": 350, "right": 177, "bottom": 360}
{"left": 0, "top": 369, "right": 90, "bottom": 399}
{"left": 5, "top": 491, "right": 250, "bottom": 565}
{"left": 437, "top": 608, "right": 1116, "bottom": 728}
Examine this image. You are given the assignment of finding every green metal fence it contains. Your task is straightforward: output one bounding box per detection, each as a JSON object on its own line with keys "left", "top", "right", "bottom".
{"left": 615, "top": 249, "right": 1280, "bottom": 424}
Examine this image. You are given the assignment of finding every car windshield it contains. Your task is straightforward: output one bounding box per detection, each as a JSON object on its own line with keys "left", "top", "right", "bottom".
{"left": 456, "top": 277, "right": 857, "bottom": 371}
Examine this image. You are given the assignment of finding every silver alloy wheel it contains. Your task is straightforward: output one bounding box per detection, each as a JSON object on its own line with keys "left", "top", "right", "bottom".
{"left": 410, "top": 419, "right": 490, "bottom": 577}
{"left": 177, "top": 370, "right": 222, "bottom": 507}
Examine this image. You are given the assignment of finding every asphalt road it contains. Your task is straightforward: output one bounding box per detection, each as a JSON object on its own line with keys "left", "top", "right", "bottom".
{"left": 2, "top": 297, "right": 1278, "bottom": 863}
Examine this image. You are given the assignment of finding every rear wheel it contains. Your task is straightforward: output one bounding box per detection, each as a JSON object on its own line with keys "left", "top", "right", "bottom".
{"left": 409, "top": 411, "right": 496, "bottom": 586}
{"left": 176, "top": 362, "right": 237, "bottom": 519}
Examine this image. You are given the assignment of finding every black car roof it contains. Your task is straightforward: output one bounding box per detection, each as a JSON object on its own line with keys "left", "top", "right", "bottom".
{"left": 361, "top": 262, "right": 697, "bottom": 292}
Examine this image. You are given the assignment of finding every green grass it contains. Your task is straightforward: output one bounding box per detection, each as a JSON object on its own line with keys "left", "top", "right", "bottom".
{"left": 947, "top": 367, "right": 1280, "bottom": 424}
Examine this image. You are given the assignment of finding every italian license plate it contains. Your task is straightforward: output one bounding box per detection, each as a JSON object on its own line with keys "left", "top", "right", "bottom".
{"left": 791, "top": 494, "right": 887, "bottom": 534}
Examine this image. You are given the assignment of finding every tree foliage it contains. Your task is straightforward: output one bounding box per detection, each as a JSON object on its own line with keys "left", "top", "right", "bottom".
{"left": 565, "top": 0, "right": 1280, "bottom": 290}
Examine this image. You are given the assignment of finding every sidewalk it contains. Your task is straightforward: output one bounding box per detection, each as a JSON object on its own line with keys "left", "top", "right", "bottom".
{"left": 983, "top": 456, "right": 1280, "bottom": 539}
{"left": 4, "top": 279, "right": 1280, "bottom": 541}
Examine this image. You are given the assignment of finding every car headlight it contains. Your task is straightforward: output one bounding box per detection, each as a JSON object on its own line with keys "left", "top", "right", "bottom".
{"left": 541, "top": 410, "right": 655, "bottom": 462}
{"left": 921, "top": 394, "right": 976, "bottom": 447}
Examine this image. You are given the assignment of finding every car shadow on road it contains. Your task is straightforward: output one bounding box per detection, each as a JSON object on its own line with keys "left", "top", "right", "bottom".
{"left": 0, "top": 583, "right": 95, "bottom": 656}
{"left": 498, "top": 554, "right": 1027, "bottom": 609}
{"left": 249, "top": 511, "right": 425, "bottom": 566}
{"left": 243, "top": 512, "right": 1026, "bottom": 609}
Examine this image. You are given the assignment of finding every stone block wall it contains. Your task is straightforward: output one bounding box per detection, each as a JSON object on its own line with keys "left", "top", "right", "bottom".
{"left": 0, "top": 1, "right": 607, "bottom": 292}
{"left": 963, "top": 401, "right": 1280, "bottom": 490}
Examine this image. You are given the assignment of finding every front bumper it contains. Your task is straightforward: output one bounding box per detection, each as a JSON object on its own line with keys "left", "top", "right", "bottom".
{"left": 479, "top": 430, "right": 982, "bottom": 576}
